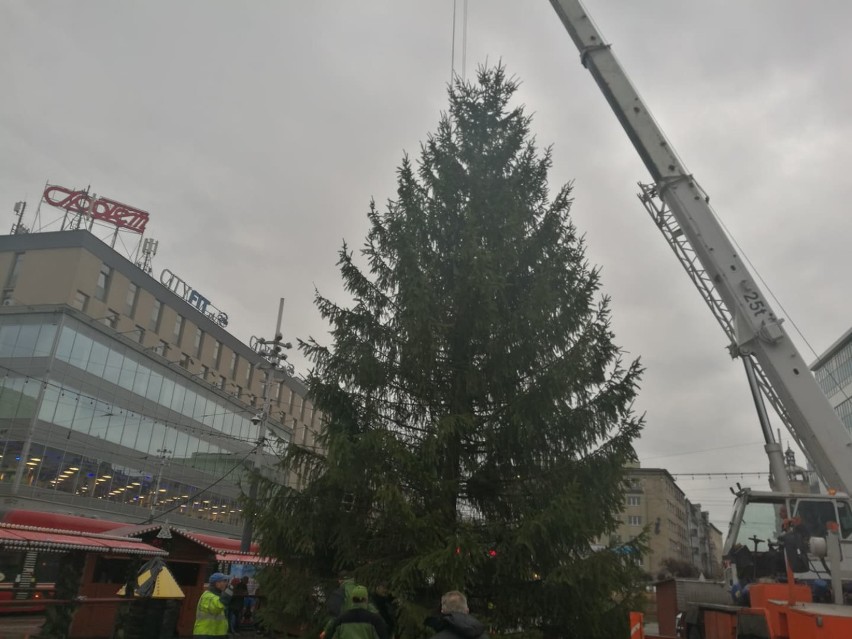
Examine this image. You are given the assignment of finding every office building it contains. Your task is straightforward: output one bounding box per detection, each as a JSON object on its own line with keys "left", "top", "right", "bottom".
{"left": 0, "top": 227, "right": 320, "bottom": 537}
{"left": 812, "top": 327, "right": 852, "bottom": 435}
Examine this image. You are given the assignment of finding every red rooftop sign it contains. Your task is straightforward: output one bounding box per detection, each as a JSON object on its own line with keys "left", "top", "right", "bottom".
{"left": 43, "top": 184, "right": 150, "bottom": 234}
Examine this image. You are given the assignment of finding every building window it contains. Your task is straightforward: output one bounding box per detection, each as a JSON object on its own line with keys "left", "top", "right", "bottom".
{"left": 627, "top": 496, "right": 641, "bottom": 507}
{"left": 628, "top": 515, "right": 642, "bottom": 526}
{"left": 95, "top": 264, "right": 112, "bottom": 301}
{"left": 71, "top": 291, "right": 89, "bottom": 312}
{"left": 245, "top": 363, "right": 253, "bottom": 386}
{"left": 126, "top": 282, "right": 139, "bottom": 317}
{"left": 173, "top": 315, "right": 184, "bottom": 345}
{"left": 229, "top": 352, "right": 237, "bottom": 378}
{"left": 211, "top": 341, "right": 221, "bottom": 367}
{"left": 6, "top": 252, "right": 24, "bottom": 289}
{"left": 150, "top": 299, "right": 162, "bottom": 331}
{"left": 194, "top": 328, "right": 203, "bottom": 357}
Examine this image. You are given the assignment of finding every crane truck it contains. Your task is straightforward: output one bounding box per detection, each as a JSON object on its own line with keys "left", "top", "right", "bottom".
{"left": 547, "top": 1, "right": 852, "bottom": 637}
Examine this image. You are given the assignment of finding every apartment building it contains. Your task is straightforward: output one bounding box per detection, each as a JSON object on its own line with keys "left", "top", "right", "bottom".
{"left": 686, "top": 501, "right": 724, "bottom": 578}
{"left": 612, "top": 466, "right": 696, "bottom": 578}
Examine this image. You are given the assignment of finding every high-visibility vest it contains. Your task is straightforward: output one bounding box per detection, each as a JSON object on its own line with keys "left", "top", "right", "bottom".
{"left": 193, "top": 590, "right": 228, "bottom": 636}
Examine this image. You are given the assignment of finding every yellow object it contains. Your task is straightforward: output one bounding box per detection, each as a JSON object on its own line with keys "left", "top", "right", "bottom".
{"left": 116, "top": 560, "right": 184, "bottom": 599}
{"left": 193, "top": 589, "right": 228, "bottom": 636}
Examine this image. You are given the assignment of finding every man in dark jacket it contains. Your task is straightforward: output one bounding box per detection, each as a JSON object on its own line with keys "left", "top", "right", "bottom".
{"left": 229, "top": 576, "right": 249, "bottom": 631}
{"left": 428, "top": 591, "right": 488, "bottom": 639}
{"left": 325, "top": 585, "right": 389, "bottom": 639}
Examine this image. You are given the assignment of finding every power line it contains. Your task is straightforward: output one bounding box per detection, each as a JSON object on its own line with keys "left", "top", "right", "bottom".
{"left": 450, "top": 0, "right": 469, "bottom": 82}
{"left": 144, "top": 440, "right": 262, "bottom": 524}
{"left": 641, "top": 441, "right": 765, "bottom": 461}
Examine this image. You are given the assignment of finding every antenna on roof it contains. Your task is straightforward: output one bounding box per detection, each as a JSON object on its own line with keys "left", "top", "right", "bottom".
{"left": 10, "top": 201, "right": 28, "bottom": 235}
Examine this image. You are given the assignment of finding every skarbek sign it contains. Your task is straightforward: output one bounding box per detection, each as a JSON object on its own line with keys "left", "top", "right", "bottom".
{"left": 160, "top": 269, "right": 229, "bottom": 327}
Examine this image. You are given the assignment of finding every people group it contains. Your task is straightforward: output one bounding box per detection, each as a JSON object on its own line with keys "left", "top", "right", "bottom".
{"left": 322, "top": 574, "right": 488, "bottom": 639}
{"left": 195, "top": 569, "right": 488, "bottom": 639}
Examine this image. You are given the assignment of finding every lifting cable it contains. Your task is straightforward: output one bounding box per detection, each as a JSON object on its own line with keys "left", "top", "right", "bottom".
{"left": 450, "top": 0, "right": 469, "bottom": 83}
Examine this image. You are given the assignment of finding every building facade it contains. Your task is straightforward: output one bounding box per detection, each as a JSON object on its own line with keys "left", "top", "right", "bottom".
{"left": 812, "top": 326, "right": 852, "bottom": 436}
{"left": 609, "top": 465, "right": 723, "bottom": 579}
{"left": 0, "top": 229, "right": 321, "bottom": 536}
{"left": 613, "top": 466, "right": 692, "bottom": 578}
{"left": 686, "top": 501, "right": 723, "bottom": 578}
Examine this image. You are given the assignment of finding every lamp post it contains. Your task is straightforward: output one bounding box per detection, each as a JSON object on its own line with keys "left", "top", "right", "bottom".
{"left": 240, "top": 298, "right": 289, "bottom": 552}
{"left": 149, "top": 448, "right": 172, "bottom": 517}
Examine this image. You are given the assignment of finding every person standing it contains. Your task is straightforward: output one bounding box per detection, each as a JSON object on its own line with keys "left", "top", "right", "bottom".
{"left": 193, "top": 572, "right": 233, "bottom": 638}
{"left": 325, "top": 585, "right": 389, "bottom": 639}
{"left": 229, "top": 576, "right": 249, "bottom": 632}
{"left": 372, "top": 584, "right": 397, "bottom": 638}
{"left": 428, "top": 591, "right": 488, "bottom": 639}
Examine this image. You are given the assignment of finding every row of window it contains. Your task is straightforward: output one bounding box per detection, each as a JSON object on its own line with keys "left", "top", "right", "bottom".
{"left": 73, "top": 264, "right": 313, "bottom": 432}
{"left": 0, "top": 376, "right": 240, "bottom": 466}
{"left": 82, "top": 263, "right": 248, "bottom": 385}
{"left": 0, "top": 315, "right": 310, "bottom": 447}
{"left": 837, "top": 396, "right": 852, "bottom": 434}
{"left": 1, "top": 253, "right": 313, "bottom": 435}
{"left": 815, "top": 339, "right": 852, "bottom": 398}
{"left": 54, "top": 322, "right": 262, "bottom": 443}
{"left": 1, "top": 440, "right": 243, "bottom": 525}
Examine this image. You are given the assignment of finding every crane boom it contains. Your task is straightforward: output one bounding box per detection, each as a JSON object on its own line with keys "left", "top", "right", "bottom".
{"left": 548, "top": 0, "right": 852, "bottom": 493}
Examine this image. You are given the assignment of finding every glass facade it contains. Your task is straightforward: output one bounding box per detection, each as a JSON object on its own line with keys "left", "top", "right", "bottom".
{"left": 815, "top": 340, "right": 852, "bottom": 398}
{"left": 0, "top": 312, "right": 287, "bottom": 527}
{"left": 814, "top": 336, "right": 852, "bottom": 433}
{"left": 836, "top": 397, "right": 852, "bottom": 434}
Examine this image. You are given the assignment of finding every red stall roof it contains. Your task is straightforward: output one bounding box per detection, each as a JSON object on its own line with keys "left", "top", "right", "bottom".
{"left": 179, "top": 530, "right": 259, "bottom": 554}
{"left": 0, "top": 523, "right": 166, "bottom": 557}
{"left": 1, "top": 510, "right": 119, "bottom": 534}
{"left": 0, "top": 510, "right": 266, "bottom": 559}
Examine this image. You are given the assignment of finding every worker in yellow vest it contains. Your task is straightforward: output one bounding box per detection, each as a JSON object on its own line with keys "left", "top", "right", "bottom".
{"left": 193, "top": 572, "right": 233, "bottom": 638}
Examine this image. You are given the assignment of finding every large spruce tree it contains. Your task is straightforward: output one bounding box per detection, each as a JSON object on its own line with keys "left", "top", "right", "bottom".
{"left": 252, "top": 67, "right": 647, "bottom": 638}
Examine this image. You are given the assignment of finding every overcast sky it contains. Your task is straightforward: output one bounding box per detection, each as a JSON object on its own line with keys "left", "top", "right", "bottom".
{"left": 3, "top": 1, "right": 851, "bottom": 531}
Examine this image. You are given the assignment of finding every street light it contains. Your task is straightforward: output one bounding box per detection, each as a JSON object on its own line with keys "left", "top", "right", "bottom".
{"left": 241, "top": 298, "right": 289, "bottom": 552}
{"left": 149, "top": 448, "right": 172, "bottom": 518}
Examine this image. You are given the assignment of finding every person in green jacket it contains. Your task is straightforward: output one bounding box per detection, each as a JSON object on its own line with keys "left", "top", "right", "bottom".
{"left": 325, "top": 586, "right": 389, "bottom": 639}
{"left": 193, "top": 572, "right": 233, "bottom": 638}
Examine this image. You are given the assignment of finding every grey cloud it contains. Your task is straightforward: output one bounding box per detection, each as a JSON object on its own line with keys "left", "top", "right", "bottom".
{"left": 2, "top": 0, "right": 850, "bottom": 529}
